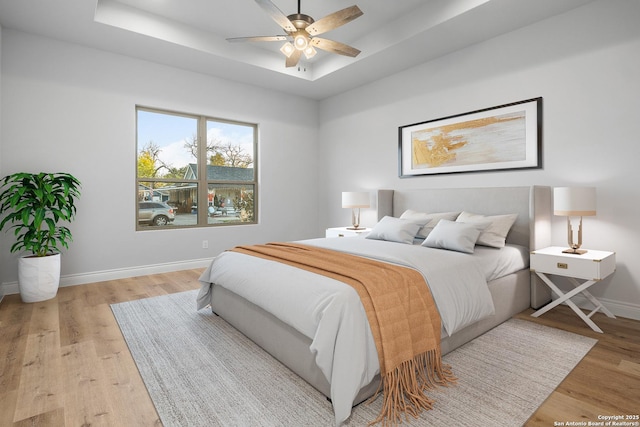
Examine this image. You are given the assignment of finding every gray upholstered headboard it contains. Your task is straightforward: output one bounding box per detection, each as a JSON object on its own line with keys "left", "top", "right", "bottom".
{"left": 376, "top": 186, "right": 552, "bottom": 308}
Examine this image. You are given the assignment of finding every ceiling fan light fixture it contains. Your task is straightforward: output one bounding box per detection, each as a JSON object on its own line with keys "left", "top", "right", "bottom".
{"left": 303, "top": 45, "right": 317, "bottom": 59}
{"left": 232, "top": 0, "right": 363, "bottom": 68}
{"left": 280, "top": 42, "right": 295, "bottom": 57}
{"left": 294, "top": 33, "right": 309, "bottom": 50}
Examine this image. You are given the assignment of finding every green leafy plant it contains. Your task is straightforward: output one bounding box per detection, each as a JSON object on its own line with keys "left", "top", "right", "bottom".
{"left": 0, "top": 172, "right": 81, "bottom": 257}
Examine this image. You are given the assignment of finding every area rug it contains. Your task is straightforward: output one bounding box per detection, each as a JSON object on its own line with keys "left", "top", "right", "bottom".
{"left": 111, "top": 290, "right": 597, "bottom": 426}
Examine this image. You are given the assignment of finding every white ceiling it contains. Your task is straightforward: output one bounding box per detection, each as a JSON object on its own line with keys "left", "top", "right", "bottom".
{"left": 0, "top": 0, "right": 595, "bottom": 100}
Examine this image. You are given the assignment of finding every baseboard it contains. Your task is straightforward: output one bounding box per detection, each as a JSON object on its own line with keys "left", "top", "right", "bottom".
{"left": 0, "top": 258, "right": 212, "bottom": 296}
{"left": 561, "top": 295, "right": 640, "bottom": 321}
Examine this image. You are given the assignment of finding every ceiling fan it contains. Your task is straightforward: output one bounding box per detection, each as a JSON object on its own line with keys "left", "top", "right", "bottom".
{"left": 227, "top": 0, "right": 363, "bottom": 68}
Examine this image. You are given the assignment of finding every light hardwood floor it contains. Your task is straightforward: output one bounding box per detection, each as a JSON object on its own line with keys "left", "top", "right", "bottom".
{"left": 1, "top": 270, "right": 638, "bottom": 426}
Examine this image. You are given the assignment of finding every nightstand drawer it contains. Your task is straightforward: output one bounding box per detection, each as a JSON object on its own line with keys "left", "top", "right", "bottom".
{"left": 530, "top": 247, "right": 615, "bottom": 281}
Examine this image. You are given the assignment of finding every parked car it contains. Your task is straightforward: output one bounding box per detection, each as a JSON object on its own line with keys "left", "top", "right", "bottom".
{"left": 138, "top": 201, "right": 175, "bottom": 226}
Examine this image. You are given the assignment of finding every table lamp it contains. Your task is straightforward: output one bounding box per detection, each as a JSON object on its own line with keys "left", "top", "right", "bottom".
{"left": 554, "top": 187, "right": 596, "bottom": 255}
{"left": 342, "top": 191, "right": 370, "bottom": 230}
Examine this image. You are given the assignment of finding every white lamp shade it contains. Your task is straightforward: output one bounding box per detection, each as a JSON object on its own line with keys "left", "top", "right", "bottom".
{"left": 554, "top": 187, "right": 596, "bottom": 216}
{"left": 342, "top": 191, "right": 370, "bottom": 208}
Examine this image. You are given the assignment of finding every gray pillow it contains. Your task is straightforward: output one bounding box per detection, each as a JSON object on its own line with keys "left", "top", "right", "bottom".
{"left": 456, "top": 211, "right": 518, "bottom": 248}
{"left": 399, "top": 210, "right": 460, "bottom": 238}
{"left": 422, "top": 220, "right": 487, "bottom": 253}
{"left": 365, "top": 216, "right": 421, "bottom": 244}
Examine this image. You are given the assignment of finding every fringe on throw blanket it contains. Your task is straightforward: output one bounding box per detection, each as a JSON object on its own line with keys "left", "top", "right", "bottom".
{"left": 370, "top": 349, "right": 456, "bottom": 426}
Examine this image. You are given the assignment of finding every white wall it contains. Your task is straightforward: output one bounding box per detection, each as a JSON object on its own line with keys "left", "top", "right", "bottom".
{"left": 0, "top": 30, "right": 319, "bottom": 288}
{"left": 0, "top": 23, "right": 4, "bottom": 303}
{"left": 0, "top": 23, "right": 3, "bottom": 174}
{"left": 318, "top": 0, "right": 640, "bottom": 319}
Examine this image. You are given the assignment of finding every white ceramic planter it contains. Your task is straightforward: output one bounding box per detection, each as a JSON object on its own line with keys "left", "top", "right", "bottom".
{"left": 18, "top": 253, "right": 61, "bottom": 303}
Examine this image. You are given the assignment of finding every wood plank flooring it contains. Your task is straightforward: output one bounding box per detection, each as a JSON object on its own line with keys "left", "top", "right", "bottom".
{"left": 1, "top": 269, "right": 639, "bottom": 426}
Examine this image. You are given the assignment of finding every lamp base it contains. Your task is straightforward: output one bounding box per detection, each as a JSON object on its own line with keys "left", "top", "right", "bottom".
{"left": 562, "top": 248, "right": 588, "bottom": 255}
{"left": 564, "top": 217, "right": 587, "bottom": 255}
{"left": 347, "top": 226, "right": 362, "bottom": 230}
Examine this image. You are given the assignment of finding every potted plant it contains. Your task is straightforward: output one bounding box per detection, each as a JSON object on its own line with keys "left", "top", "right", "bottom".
{"left": 0, "top": 172, "right": 81, "bottom": 302}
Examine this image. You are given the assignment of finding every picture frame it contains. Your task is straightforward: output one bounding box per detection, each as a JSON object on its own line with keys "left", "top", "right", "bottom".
{"left": 398, "top": 97, "right": 542, "bottom": 177}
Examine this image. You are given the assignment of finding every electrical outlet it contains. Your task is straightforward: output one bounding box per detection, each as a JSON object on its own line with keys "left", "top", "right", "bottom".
{"left": 202, "top": 240, "right": 208, "bottom": 249}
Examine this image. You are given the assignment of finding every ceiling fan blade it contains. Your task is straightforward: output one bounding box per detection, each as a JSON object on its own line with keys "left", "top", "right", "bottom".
{"left": 306, "top": 6, "right": 363, "bottom": 36}
{"left": 311, "top": 38, "right": 361, "bottom": 57}
{"left": 254, "top": 0, "right": 297, "bottom": 33}
{"left": 285, "top": 49, "right": 302, "bottom": 67}
{"left": 226, "top": 35, "right": 288, "bottom": 43}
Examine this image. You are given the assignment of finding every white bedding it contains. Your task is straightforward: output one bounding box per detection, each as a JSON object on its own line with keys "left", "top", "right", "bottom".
{"left": 197, "top": 237, "right": 518, "bottom": 426}
{"left": 473, "top": 243, "right": 530, "bottom": 281}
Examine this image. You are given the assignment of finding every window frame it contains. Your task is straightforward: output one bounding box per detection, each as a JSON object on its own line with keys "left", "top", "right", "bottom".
{"left": 136, "top": 105, "right": 258, "bottom": 230}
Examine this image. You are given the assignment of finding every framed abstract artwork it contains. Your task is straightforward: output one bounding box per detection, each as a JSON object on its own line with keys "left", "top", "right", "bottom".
{"left": 399, "top": 97, "right": 542, "bottom": 177}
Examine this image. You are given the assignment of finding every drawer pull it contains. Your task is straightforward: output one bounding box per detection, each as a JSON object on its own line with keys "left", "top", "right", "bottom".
{"left": 557, "top": 262, "right": 568, "bottom": 269}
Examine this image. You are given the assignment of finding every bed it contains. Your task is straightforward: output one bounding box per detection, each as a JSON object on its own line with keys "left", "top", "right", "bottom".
{"left": 197, "top": 186, "right": 552, "bottom": 425}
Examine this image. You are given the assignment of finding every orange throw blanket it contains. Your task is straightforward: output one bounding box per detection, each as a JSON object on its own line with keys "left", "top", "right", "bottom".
{"left": 231, "top": 242, "right": 456, "bottom": 425}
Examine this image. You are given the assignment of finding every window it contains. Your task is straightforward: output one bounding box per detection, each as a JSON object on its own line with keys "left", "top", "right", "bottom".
{"left": 136, "top": 107, "right": 257, "bottom": 230}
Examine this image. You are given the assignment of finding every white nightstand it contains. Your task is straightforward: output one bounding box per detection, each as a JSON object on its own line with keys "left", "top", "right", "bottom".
{"left": 325, "top": 227, "right": 371, "bottom": 238}
{"left": 530, "top": 246, "right": 616, "bottom": 333}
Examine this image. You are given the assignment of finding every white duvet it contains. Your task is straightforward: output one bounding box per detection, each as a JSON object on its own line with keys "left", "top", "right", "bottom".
{"left": 197, "top": 237, "right": 495, "bottom": 426}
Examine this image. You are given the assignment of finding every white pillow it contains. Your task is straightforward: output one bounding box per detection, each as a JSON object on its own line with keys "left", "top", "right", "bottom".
{"left": 399, "top": 210, "right": 460, "bottom": 238}
{"left": 422, "top": 220, "right": 487, "bottom": 253}
{"left": 365, "top": 216, "right": 421, "bottom": 244}
{"left": 456, "top": 211, "right": 518, "bottom": 248}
